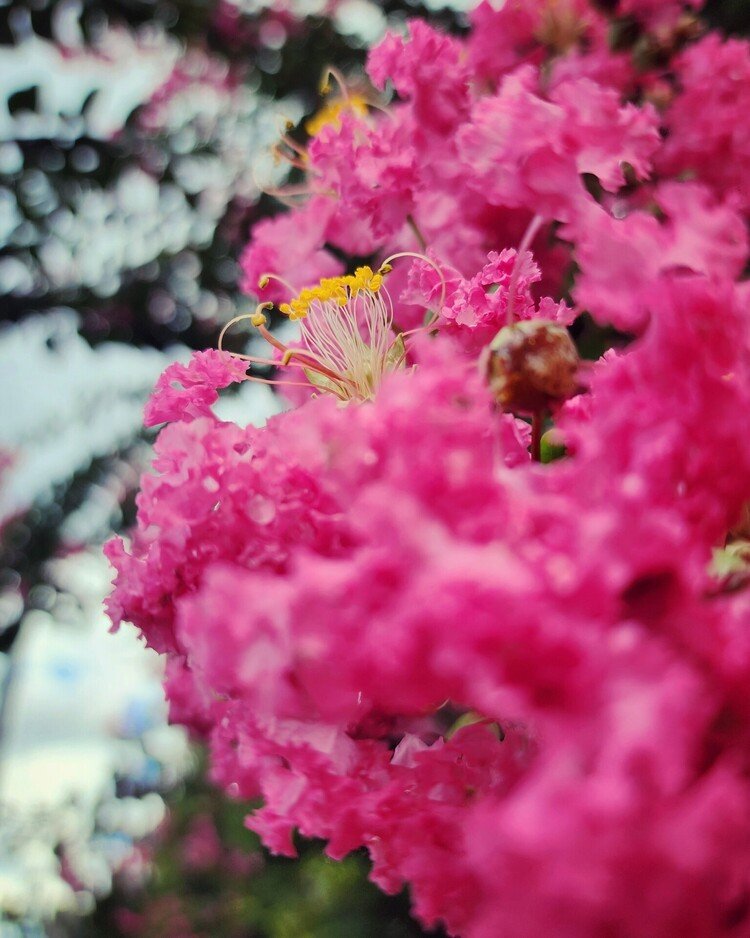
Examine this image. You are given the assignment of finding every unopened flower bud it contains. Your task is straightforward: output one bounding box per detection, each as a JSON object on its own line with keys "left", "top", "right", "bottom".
{"left": 485, "top": 320, "right": 579, "bottom": 415}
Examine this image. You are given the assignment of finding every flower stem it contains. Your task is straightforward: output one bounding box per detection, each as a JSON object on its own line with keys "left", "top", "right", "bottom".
{"left": 531, "top": 411, "right": 544, "bottom": 462}
{"left": 406, "top": 214, "right": 428, "bottom": 251}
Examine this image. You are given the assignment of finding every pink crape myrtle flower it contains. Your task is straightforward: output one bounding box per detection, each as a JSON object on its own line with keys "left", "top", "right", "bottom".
{"left": 565, "top": 182, "right": 748, "bottom": 331}
{"left": 403, "top": 248, "right": 574, "bottom": 353}
{"left": 239, "top": 196, "right": 344, "bottom": 303}
{"left": 108, "top": 273, "right": 750, "bottom": 935}
{"left": 144, "top": 349, "right": 252, "bottom": 426}
{"left": 467, "top": 0, "right": 607, "bottom": 85}
{"left": 658, "top": 34, "right": 750, "bottom": 211}
{"left": 457, "top": 66, "right": 660, "bottom": 221}
{"left": 618, "top": 0, "right": 704, "bottom": 29}
{"left": 367, "top": 19, "right": 471, "bottom": 136}
{"left": 108, "top": 4, "right": 750, "bottom": 936}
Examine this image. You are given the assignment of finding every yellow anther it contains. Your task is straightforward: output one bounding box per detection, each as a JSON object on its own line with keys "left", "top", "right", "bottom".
{"left": 305, "top": 94, "right": 369, "bottom": 137}
{"left": 250, "top": 302, "right": 272, "bottom": 327}
{"left": 276, "top": 265, "right": 388, "bottom": 323}
{"left": 258, "top": 275, "right": 270, "bottom": 289}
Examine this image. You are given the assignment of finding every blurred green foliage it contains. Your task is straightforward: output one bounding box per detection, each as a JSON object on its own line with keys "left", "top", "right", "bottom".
{"left": 92, "top": 749, "right": 441, "bottom": 938}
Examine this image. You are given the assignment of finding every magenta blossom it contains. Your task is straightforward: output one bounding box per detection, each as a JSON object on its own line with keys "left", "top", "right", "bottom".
{"left": 108, "top": 5, "right": 750, "bottom": 935}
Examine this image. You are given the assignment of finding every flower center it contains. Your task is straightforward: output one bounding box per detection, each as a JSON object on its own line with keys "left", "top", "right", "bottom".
{"left": 219, "top": 254, "right": 445, "bottom": 404}
{"left": 276, "top": 266, "right": 401, "bottom": 402}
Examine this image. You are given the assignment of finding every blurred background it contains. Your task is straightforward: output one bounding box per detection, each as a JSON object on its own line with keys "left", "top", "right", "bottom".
{"left": 0, "top": 0, "right": 747, "bottom": 935}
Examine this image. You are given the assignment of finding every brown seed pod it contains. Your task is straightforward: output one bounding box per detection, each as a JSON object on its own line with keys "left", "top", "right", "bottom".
{"left": 485, "top": 320, "right": 579, "bottom": 415}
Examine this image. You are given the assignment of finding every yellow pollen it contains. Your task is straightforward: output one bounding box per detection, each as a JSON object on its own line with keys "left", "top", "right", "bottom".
{"left": 305, "top": 94, "right": 369, "bottom": 137}
{"left": 279, "top": 266, "right": 384, "bottom": 321}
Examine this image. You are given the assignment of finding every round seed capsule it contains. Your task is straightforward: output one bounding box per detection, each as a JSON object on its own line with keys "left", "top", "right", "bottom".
{"left": 485, "top": 320, "right": 579, "bottom": 414}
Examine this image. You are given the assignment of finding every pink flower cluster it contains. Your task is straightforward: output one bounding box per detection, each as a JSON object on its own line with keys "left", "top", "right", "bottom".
{"left": 108, "top": 3, "right": 750, "bottom": 935}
